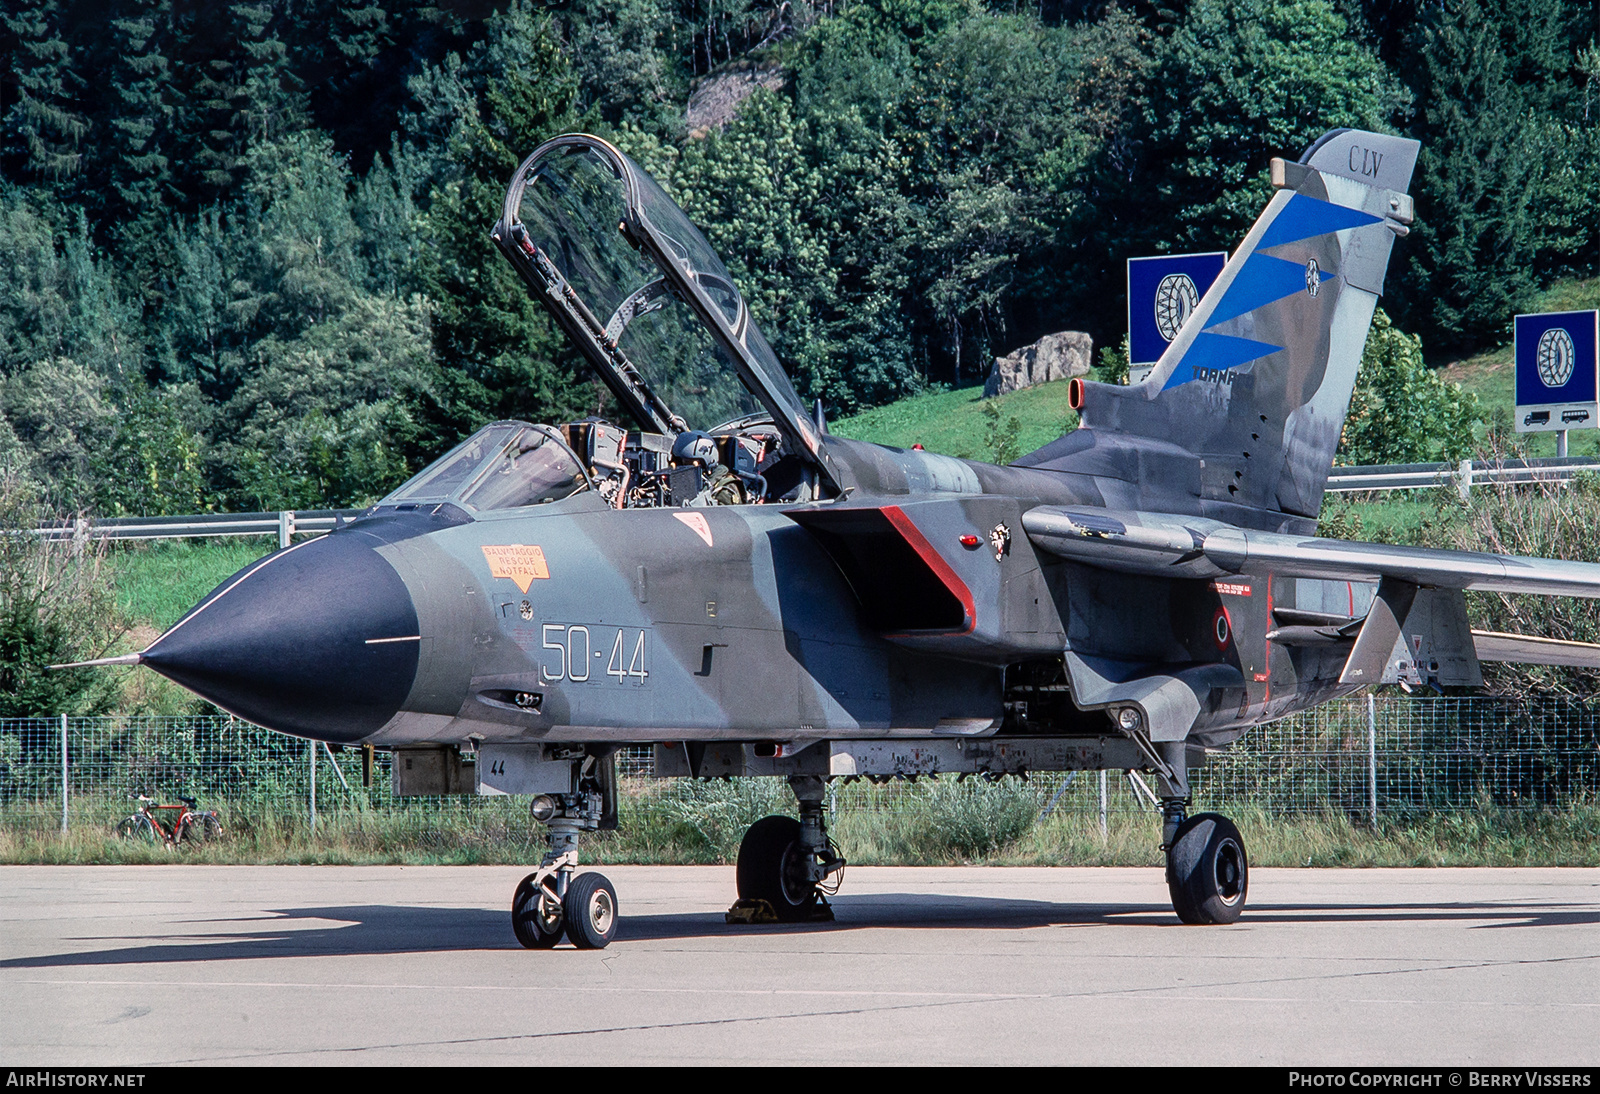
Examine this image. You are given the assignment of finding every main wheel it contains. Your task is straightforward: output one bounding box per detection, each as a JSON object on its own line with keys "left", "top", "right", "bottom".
{"left": 736, "top": 815, "right": 818, "bottom": 922}
{"left": 563, "top": 872, "right": 618, "bottom": 949}
{"left": 511, "top": 873, "right": 564, "bottom": 949}
{"left": 1165, "top": 812, "right": 1248, "bottom": 924}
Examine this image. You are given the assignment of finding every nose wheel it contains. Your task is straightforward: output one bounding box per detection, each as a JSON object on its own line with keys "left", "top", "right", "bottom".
{"left": 511, "top": 784, "right": 620, "bottom": 949}
{"left": 511, "top": 861, "right": 620, "bottom": 949}
{"left": 563, "top": 871, "right": 618, "bottom": 949}
{"left": 511, "top": 871, "right": 566, "bottom": 948}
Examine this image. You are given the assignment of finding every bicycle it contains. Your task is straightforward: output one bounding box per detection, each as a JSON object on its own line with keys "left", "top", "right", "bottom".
{"left": 116, "top": 794, "right": 223, "bottom": 849}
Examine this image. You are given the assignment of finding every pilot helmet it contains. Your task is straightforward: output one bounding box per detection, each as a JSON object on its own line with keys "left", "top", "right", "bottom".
{"left": 671, "top": 430, "right": 718, "bottom": 466}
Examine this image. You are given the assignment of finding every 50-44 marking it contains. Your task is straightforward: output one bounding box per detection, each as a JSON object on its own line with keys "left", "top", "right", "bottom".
{"left": 539, "top": 624, "right": 650, "bottom": 686}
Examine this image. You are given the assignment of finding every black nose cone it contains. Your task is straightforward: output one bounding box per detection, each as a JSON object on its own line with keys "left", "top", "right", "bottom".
{"left": 143, "top": 534, "right": 420, "bottom": 741}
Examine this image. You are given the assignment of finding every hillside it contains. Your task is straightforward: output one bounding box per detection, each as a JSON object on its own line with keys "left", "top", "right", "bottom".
{"left": 830, "top": 380, "right": 1079, "bottom": 461}
{"left": 4, "top": 0, "right": 1595, "bottom": 518}
{"left": 1437, "top": 276, "right": 1600, "bottom": 458}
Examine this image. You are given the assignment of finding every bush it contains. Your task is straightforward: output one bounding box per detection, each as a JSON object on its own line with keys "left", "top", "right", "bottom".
{"left": 1338, "top": 309, "right": 1483, "bottom": 465}
{"left": 0, "top": 477, "right": 125, "bottom": 716}
{"left": 658, "top": 778, "right": 793, "bottom": 858}
{"left": 1443, "top": 471, "right": 1600, "bottom": 698}
{"left": 900, "top": 776, "right": 1039, "bottom": 859}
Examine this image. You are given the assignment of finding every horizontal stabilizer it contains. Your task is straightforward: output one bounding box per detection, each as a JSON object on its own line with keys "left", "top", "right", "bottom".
{"left": 1023, "top": 506, "right": 1600, "bottom": 598}
{"left": 1473, "top": 630, "right": 1600, "bottom": 668}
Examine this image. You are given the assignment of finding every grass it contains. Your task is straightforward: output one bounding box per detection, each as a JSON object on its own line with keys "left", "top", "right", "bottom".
{"left": 1318, "top": 490, "right": 1464, "bottom": 546}
{"left": 6, "top": 785, "right": 1595, "bottom": 868}
{"left": 111, "top": 538, "right": 274, "bottom": 632}
{"left": 831, "top": 379, "right": 1078, "bottom": 460}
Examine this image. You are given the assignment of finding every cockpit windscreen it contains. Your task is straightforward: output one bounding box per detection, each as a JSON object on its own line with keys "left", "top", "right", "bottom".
{"left": 381, "top": 423, "right": 590, "bottom": 511}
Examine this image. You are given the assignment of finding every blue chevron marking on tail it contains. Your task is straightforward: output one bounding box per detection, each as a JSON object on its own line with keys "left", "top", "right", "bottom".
{"left": 1161, "top": 332, "right": 1282, "bottom": 391}
{"left": 1204, "top": 254, "right": 1318, "bottom": 328}
{"left": 1257, "top": 193, "right": 1382, "bottom": 249}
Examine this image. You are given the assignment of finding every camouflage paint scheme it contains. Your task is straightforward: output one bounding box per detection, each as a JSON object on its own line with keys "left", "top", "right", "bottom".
{"left": 135, "top": 129, "right": 1600, "bottom": 786}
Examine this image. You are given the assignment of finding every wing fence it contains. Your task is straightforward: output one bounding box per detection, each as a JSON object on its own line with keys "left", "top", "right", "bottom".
{"left": 2, "top": 697, "right": 1594, "bottom": 847}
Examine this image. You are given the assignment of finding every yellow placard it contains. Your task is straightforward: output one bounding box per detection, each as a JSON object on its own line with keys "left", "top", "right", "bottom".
{"left": 481, "top": 545, "right": 550, "bottom": 593}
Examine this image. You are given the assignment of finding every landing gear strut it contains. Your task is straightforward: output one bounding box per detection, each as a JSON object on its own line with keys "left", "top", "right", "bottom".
{"left": 1153, "top": 740, "right": 1248, "bottom": 924}
{"left": 511, "top": 752, "right": 619, "bottom": 949}
{"left": 733, "top": 775, "right": 845, "bottom": 922}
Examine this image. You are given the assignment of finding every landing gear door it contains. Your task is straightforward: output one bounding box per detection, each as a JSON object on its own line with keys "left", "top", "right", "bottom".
{"left": 493, "top": 133, "right": 843, "bottom": 495}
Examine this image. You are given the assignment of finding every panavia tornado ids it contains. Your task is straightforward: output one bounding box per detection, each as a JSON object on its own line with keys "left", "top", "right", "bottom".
{"left": 81, "top": 128, "right": 1600, "bottom": 947}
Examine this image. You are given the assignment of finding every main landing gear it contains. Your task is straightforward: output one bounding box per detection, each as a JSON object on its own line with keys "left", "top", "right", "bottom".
{"left": 511, "top": 754, "right": 619, "bottom": 949}
{"left": 1154, "top": 740, "right": 1248, "bottom": 924}
{"left": 733, "top": 775, "right": 845, "bottom": 921}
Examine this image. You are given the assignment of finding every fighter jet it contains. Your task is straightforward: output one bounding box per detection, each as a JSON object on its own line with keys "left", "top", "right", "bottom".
{"left": 87, "top": 128, "right": 1600, "bottom": 948}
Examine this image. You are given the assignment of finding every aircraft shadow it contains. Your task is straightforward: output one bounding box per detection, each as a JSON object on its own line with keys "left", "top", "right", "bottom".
{"left": 3, "top": 892, "right": 1591, "bottom": 970}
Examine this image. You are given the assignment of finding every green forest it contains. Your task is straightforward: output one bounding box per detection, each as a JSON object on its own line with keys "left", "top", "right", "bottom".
{"left": 3, "top": 0, "right": 1599, "bottom": 515}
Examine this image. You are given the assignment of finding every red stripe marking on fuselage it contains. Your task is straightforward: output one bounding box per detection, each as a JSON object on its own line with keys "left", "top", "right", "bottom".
{"left": 880, "top": 505, "right": 977, "bottom": 635}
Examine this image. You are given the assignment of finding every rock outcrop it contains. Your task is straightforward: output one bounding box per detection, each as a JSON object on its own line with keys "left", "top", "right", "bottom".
{"left": 984, "top": 331, "right": 1093, "bottom": 397}
{"left": 686, "top": 63, "right": 788, "bottom": 137}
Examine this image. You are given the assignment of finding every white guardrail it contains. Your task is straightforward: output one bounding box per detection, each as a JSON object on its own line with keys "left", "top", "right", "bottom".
{"left": 33, "top": 509, "right": 363, "bottom": 549}
{"left": 26, "top": 457, "right": 1600, "bottom": 545}
{"left": 1325, "top": 456, "right": 1600, "bottom": 499}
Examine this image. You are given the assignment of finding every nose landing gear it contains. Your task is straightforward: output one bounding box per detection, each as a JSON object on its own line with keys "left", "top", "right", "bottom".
{"left": 510, "top": 752, "right": 620, "bottom": 949}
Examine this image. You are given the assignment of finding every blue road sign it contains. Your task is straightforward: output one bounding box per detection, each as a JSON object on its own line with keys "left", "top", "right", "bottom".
{"left": 1127, "top": 252, "right": 1227, "bottom": 368}
{"left": 1514, "top": 310, "right": 1599, "bottom": 433}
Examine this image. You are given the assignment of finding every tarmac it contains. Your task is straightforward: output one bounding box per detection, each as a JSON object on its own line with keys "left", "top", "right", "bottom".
{"left": 1, "top": 864, "right": 1597, "bottom": 1066}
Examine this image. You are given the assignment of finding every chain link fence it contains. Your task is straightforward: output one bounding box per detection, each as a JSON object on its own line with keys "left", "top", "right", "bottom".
{"left": 2, "top": 697, "right": 1596, "bottom": 844}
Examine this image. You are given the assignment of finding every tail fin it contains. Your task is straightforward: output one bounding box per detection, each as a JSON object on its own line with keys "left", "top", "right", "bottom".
{"left": 1019, "top": 129, "right": 1419, "bottom": 533}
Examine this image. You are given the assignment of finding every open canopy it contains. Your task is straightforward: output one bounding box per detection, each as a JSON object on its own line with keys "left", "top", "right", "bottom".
{"left": 492, "top": 134, "right": 838, "bottom": 490}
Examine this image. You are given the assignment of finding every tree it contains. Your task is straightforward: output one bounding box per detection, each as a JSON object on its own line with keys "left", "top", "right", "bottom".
{"left": 560, "top": 0, "right": 681, "bottom": 129}
{"left": 664, "top": 92, "right": 848, "bottom": 406}
{"left": 171, "top": 0, "right": 310, "bottom": 203}
{"left": 0, "top": 194, "right": 143, "bottom": 384}
{"left": 1, "top": 0, "right": 87, "bottom": 186}
{"left": 1399, "top": 0, "right": 1542, "bottom": 351}
{"left": 0, "top": 357, "right": 120, "bottom": 511}
{"left": 100, "top": 0, "right": 178, "bottom": 308}
{"left": 95, "top": 384, "right": 210, "bottom": 516}
{"left": 213, "top": 294, "right": 432, "bottom": 509}
{"left": 1336, "top": 309, "right": 1483, "bottom": 465}
{"left": 1127, "top": 0, "right": 1407, "bottom": 256}
{"left": 412, "top": 3, "right": 593, "bottom": 451}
